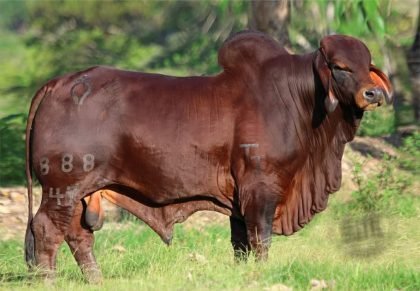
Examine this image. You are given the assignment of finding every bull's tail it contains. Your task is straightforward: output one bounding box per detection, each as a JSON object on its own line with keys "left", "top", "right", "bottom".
{"left": 25, "top": 84, "right": 50, "bottom": 268}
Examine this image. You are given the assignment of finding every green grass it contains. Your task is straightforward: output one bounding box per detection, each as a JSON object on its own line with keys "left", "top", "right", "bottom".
{"left": 0, "top": 203, "right": 419, "bottom": 290}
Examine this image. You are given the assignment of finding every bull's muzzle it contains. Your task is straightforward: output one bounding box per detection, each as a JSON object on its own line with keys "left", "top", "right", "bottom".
{"left": 363, "top": 87, "right": 383, "bottom": 105}
{"left": 362, "top": 86, "right": 392, "bottom": 110}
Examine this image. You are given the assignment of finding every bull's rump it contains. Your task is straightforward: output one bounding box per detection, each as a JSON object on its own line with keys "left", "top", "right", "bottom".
{"left": 31, "top": 66, "right": 236, "bottom": 203}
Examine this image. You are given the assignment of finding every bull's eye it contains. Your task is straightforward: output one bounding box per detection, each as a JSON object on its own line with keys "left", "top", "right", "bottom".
{"left": 331, "top": 64, "right": 352, "bottom": 73}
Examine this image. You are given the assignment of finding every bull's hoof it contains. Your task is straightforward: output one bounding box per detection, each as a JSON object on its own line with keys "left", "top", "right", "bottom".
{"left": 43, "top": 274, "right": 56, "bottom": 286}
{"left": 233, "top": 251, "right": 249, "bottom": 263}
{"left": 31, "top": 268, "right": 56, "bottom": 285}
{"left": 83, "top": 267, "right": 103, "bottom": 284}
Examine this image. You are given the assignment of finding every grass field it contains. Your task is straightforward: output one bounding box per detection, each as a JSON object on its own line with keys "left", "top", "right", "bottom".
{"left": 0, "top": 197, "right": 419, "bottom": 291}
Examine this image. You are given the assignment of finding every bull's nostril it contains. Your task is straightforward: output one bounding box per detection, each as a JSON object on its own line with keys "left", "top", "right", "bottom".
{"left": 363, "top": 90, "right": 375, "bottom": 99}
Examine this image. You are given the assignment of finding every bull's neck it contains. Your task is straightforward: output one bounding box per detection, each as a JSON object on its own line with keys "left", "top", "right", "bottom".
{"left": 286, "top": 53, "right": 318, "bottom": 109}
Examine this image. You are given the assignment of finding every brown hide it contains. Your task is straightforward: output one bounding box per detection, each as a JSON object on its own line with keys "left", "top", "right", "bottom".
{"left": 26, "top": 31, "right": 392, "bottom": 244}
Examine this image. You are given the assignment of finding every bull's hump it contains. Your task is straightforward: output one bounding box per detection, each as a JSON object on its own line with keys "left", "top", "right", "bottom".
{"left": 218, "top": 31, "right": 288, "bottom": 73}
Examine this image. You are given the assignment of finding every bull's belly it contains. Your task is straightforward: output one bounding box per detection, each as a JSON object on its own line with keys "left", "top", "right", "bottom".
{"left": 112, "top": 150, "right": 234, "bottom": 205}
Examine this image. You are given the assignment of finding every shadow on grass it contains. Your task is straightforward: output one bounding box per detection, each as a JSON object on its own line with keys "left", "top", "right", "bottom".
{"left": 0, "top": 271, "right": 86, "bottom": 285}
{"left": 0, "top": 272, "right": 31, "bottom": 283}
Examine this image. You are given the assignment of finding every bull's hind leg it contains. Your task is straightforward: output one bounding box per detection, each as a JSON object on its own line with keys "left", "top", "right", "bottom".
{"left": 31, "top": 203, "right": 73, "bottom": 281}
{"left": 65, "top": 199, "right": 102, "bottom": 284}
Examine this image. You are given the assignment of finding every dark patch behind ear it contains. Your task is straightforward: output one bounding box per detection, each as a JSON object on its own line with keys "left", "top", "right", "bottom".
{"left": 314, "top": 49, "right": 338, "bottom": 113}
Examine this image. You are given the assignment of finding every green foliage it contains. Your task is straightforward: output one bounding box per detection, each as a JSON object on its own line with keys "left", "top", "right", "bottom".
{"left": 0, "top": 0, "right": 27, "bottom": 31}
{"left": 333, "top": 0, "right": 386, "bottom": 38}
{"left": 289, "top": 0, "right": 391, "bottom": 51}
{"left": 118, "top": 208, "right": 143, "bottom": 223}
{"left": 20, "top": 0, "right": 247, "bottom": 78}
{"left": 344, "top": 154, "right": 416, "bottom": 217}
{"left": 399, "top": 132, "right": 420, "bottom": 174}
{"left": 0, "top": 114, "right": 26, "bottom": 186}
{"left": 358, "top": 107, "right": 396, "bottom": 136}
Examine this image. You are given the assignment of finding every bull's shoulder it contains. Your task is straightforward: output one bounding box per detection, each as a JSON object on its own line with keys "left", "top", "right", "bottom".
{"left": 218, "top": 31, "right": 289, "bottom": 73}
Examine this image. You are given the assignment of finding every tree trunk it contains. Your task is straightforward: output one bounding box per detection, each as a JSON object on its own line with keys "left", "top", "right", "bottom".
{"left": 249, "top": 0, "right": 291, "bottom": 49}
{"left": 407, "top": 8, "right": 420, "bottom": 123}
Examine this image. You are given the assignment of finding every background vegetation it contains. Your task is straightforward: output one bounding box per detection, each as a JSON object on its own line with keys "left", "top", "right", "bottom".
{"left": 0, "top": 0, "right": 418, "bottom": 289}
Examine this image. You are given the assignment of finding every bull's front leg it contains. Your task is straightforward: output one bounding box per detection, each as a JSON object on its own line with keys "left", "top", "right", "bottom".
{"left": 230, "top": 216, "right": 250, "bottom": 262}
{"left": 242, "top": 186, "right": 278, "bottom": 261}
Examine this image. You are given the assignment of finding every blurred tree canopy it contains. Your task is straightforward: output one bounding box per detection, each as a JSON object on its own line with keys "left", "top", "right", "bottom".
{"left": 0, "top": 0, "right": 418, "bottom": 186}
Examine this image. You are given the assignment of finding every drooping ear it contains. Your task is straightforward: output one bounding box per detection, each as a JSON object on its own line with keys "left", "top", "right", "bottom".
{"left": 369, "top": 64, "right": 393, "bottom": 104}
{"left": 315, "top": 49, "right": 338, "bottom": 113}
